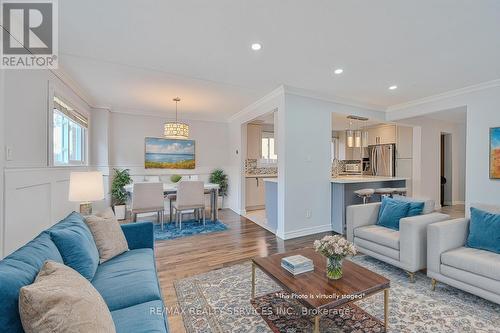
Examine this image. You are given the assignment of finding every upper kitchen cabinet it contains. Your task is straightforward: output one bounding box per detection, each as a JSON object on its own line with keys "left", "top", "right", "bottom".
{"left": 396, "top": 125, "right": 413, "bottom": 159}
{"left": 367, "top": 125, "right": 397, "bottom": 145}
{"left": 247, "top": 123, "right": 262, "bottom": 159}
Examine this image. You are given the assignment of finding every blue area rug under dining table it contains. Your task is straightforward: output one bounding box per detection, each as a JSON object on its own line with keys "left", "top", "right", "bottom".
{"left": 152, "top": 219, "right": 229, "bottom": 240}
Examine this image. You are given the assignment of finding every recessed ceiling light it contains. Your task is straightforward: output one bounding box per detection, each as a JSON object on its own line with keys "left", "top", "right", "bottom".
{"left": 388, "top": 85, "right": 398, "bottom": 90}
{"left": 251, "top": 43, "right": 262, "bottom": 51}
{"left": 334, "top": 68, "right": 344, "bottom": 75}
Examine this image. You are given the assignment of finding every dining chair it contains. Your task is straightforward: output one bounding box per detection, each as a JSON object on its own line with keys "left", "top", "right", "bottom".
{"left": 173, "top": 181, "right": 205, "bottom": 230}
{"left": 131, "top": 182, "right": 165, "bottom": 229}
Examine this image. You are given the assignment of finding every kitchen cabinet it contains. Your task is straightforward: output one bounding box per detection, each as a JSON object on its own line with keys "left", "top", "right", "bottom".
{"left": 367, "top": 125, "right": 396, "bottom": 145}
{"left": 345, "top": 147, "right": 363, "bottom": 160}
{"left": 245, "top": 177, "right": 266, "bottom": 210}
{"left": 247, "top": 124, "right": 262, "bottom": 159}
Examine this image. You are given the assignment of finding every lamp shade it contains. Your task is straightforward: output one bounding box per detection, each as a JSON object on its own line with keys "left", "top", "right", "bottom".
{"left": 68, "top": 171, "right": 105, "bottom": 202}
{"left": 164, "top": 122, "right": 189, "bottom": 139}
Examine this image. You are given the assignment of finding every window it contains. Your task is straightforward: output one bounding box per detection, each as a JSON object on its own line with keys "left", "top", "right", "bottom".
{"left": 261, "top": 132, "right": 277, "bottom": 162}
{"left": 52, "top": 96, "right": 88, "bottom": 166}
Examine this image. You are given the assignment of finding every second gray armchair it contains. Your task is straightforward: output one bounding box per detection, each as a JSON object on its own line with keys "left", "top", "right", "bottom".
{"left": 346, "top": 200, "right": 449, "bottom": 282}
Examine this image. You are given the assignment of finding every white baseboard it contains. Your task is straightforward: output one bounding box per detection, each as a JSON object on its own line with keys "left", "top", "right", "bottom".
{"left": 282, "top": 223, "right": 333, "bottom": 240}
{"left": 229, "top": 207, "right": 246, "bottom": 216}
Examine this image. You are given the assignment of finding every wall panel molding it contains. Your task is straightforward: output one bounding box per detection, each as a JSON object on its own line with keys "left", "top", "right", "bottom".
{"left": 3, "top": 167, "right": 110, "bottom": 257}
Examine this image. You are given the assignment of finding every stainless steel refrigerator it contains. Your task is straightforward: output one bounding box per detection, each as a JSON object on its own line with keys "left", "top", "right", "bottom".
{"left": 367, "top": 144, "right": 396, "bottom": 177}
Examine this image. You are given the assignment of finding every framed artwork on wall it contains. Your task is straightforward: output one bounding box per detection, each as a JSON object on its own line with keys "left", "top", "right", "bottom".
{"left": 490, "top": 127, "right": 500, "bottom": 179}
{"left": 145, "top": 137, "right": 195, "bottom": 169}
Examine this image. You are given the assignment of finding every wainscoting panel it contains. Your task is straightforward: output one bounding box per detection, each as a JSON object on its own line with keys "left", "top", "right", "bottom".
{"left": 3, "top": 167, "right": 110, "bottom": 257}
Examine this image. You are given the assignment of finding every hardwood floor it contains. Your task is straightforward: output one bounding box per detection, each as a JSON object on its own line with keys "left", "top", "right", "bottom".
{"left": 153, "top": 209, "right": 333, "bottom": 333}
{"left": 438, "top": 204, "right": 465, "bottom": 219}
{"left": 147, "top": 204, "right": 464, "bottom": 332}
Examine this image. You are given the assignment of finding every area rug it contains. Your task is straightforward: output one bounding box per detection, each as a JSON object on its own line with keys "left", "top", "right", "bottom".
{"left": 153, "top": 219, "right": 228, "bottom": 240}
{"left": 174, "top": 255, "right": 500, "bottom": 333}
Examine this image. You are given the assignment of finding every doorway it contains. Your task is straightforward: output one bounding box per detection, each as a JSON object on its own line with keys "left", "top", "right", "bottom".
{"left": 440, "top": 133, "right": 453, "bottom": 206}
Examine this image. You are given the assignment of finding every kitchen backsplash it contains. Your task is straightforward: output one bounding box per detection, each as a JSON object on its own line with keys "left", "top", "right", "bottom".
{"left": 245, "top": 159, "right": 278, "bottom": 175}
{"left": 332, "top": 159, "right": 361, "bottom": 177}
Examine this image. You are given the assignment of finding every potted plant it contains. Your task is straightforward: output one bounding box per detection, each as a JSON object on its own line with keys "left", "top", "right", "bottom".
{"left": 314, "top": 235, "right": 357, "bottom": 280}
{"left": 170, "top": 174, "right": 182, "bottom": 183}
{"left": 111, "top": 168, "right": 132, "bottom": 220}
{"left": 209, "top": 168, "right": 228, "bottom": 209}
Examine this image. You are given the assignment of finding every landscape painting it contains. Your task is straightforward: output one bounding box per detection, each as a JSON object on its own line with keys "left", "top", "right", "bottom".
{"left": 490, "top": 127, "right": 500, "bottom": 179}
{"left": 145, "top": 137, "right": 195, "bottom": 169}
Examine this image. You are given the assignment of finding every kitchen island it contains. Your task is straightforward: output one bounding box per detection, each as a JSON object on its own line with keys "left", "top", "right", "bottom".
{"left": 331, "top": 176, "right": 407, "bottom": 234}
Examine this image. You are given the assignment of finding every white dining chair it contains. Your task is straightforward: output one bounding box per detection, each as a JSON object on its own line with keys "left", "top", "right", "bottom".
{"left": 131, "top": 182, "right": 165, "bottom": 229}
{"left": 173, "top": 181, "right": 205, "bottom": 230}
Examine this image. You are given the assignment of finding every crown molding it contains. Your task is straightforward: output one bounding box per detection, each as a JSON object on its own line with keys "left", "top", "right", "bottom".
{"left": 282, "top": 85, "right": 385, "bottom": 112}
{"left": 227, "top": 85, "right": 285, "bottom": 123}
{"left": 387, "top": 78, "right": 500, "bottom": 112}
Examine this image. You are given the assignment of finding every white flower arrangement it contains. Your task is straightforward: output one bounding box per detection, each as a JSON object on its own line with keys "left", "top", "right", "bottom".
{"left": 313, "top": 235, "right": 357, "bottom": 259}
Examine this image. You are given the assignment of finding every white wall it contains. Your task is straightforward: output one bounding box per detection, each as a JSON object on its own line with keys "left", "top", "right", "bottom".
{"left": 2, "top": 69, "right": 94, "bottom": 257}
{"left": 0, "top": 69, "right": 5, "bottom": 258}
{"left": 226, "top": 87, "right": 285, "bottom": 214}
{"left": 108, "top": 111, "right": 230, "bottom": 184}
{"left": 388, "top": 83, "right": 500, "bottom": 212}
{"left": 396, "top": 116, "right": 466, "bottom": 207}
{"left": 279, "top": 92, "right": 386, "bottom": 239}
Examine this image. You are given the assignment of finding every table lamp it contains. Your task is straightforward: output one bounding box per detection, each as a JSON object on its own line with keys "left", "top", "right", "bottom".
{"left": 69, "top": 171, "right": 105, "bottom": 215}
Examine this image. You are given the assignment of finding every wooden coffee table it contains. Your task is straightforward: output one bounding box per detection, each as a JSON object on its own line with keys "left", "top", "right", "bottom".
{"left": 251, "top": 248, "right": 390, "bottom": 333}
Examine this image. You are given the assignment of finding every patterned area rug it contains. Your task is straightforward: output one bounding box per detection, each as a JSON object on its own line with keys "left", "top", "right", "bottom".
{"left": 174, "top": 255, "right": 500, "bottom": 333}
{"left": 251, "top": 292, "right": 384, "bottom": 332}
{"left": 153, "top": 219, "right": 228, "bottom": 240}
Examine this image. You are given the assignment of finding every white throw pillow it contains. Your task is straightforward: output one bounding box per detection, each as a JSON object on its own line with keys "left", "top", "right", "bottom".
{"left": 19, "top": 261, "right": 116, "bottom": 333}
{"left": 85, "top": 213, "right": 129, "bottom": 263}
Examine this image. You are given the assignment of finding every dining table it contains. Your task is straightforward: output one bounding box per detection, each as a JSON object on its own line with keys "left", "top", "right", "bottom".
{"left": 124, "top": 182, "right": 220, "bottom": 222}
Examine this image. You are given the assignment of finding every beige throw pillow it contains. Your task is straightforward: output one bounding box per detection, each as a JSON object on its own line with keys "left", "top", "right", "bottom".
{"left": 19, "top": 261, "right": 116, "bottom": 333}
{"left": 85, "top": 213, "right": 129, "bottom": 263}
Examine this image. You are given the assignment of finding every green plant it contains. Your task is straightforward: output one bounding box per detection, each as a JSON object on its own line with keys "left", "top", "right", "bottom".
{"left": 111, "top": 168, "right": 132, "bottom": 205}
{"left": 209, "top": 168, "right": 228, "bottom": 197}
{"left": 170, "top": 174, "right": 182, "bottom": 183}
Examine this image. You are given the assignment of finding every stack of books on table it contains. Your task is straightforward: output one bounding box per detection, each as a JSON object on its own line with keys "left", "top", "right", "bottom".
{"left": 281, "top": 255, "right": 314, "bottom": 275}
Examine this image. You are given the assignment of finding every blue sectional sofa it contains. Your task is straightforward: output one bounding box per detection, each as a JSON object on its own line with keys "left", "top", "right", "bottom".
{"left": 0, "top": 212, "right": 169, "bottom": 333}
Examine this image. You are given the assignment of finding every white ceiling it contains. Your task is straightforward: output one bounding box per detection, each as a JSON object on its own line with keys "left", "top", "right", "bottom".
{"left": 419, "top": 106, "right": 467, "bottom": 124}
{"left": 59, "top": 0, "right": 500, "bottom": 121}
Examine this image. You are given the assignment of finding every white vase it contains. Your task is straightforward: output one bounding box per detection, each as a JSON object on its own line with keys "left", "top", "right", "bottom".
{"left": 217, "top": 196, "right": 224, "bottom": 210}
{"left": 114, "top": 205, "right": 126, "bottom": 220}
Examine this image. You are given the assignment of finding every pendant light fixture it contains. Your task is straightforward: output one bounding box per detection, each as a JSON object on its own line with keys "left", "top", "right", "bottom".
{"left": 164, "top": 97, "right": 189, "bottom": 139}
{"left": 346, "top": 115, "right": 369, "bottom": 148}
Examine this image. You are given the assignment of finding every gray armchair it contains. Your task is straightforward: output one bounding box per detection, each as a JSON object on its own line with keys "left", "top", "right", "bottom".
{"left": 427, "top": 216, "right": 500, "bottom": 304}
{"left": 346, "top": 200, "right": 449, "bottom": 281}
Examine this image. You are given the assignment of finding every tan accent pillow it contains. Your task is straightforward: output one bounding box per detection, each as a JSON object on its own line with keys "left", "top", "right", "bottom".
{"left": 19, "top": 261, "right": 116, "bottom": 333}
{"left": 85, "top": 214, "right": 129, "bottom": 263}
{"left": 97, "top": 207, "right": 117, "bottom": 219}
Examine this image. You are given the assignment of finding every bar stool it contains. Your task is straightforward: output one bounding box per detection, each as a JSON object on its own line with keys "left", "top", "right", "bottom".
{"left": 375, "top": 188, "right": 396, "bottom": 198}
{"left": 354, "top": 189, "right": 375, "bottom": 204}
{"left": 393, "top": 188, "right": 408, "bottom": 196}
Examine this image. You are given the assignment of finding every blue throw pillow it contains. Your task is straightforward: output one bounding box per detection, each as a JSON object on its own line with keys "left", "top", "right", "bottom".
{"left": 466, "top": 207, "right": 500, "bottom": 254}
{"left": 50, "top": 220, "right": 99, "bottom": 280}
{"left": 407, "top": 201, "right": 425, "bottom": 217}
{"left": 377, "top": 197, "right": 411, "bottom": 230}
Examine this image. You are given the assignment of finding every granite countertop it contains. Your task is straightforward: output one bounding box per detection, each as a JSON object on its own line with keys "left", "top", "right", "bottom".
{"left": 331, "top": 176, "right": 407, "bottom": 184}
